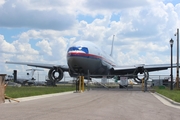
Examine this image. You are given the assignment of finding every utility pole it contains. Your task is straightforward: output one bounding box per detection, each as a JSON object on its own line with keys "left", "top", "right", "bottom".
{"left": 175, "top": 28, "right": 179, "bottom": 89}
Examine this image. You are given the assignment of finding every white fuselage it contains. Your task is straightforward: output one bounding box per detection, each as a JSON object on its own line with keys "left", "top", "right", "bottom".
{"left": 67, "top": 41, "right": 116, "bottom": 76}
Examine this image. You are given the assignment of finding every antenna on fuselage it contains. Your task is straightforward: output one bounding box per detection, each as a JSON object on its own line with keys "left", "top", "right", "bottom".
{"left": 110, "top": 35, "right": 115, "bottom": 57}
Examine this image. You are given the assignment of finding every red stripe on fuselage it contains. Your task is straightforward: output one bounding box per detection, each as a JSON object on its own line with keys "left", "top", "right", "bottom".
{"left": 67, "top": 52, "right": 116, "bottom": 66}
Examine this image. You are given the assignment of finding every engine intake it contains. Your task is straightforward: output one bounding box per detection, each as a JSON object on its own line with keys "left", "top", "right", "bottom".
{"left": 48, "top": 68, "right": 63, "bottom": 82}
{"left": 133, "top": 67, "right": 149, "bottom": 83}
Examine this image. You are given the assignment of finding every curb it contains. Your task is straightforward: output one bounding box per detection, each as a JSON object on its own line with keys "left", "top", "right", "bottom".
{"left": 154, "top": 92, "right": 180, "bottom": 106}
{"left": 4, "top": 91, "right": 74, "bottom": 103}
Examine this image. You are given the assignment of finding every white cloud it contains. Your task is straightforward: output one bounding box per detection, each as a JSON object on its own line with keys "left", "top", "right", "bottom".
{"left": 0, "top": 0, "right": 5, "bottom": 6}
{"left": 36, "top": 39, "right": 52, "bottom": 56}
{"left": 1, "top": 0, "right": 180, "bottom": 76}
{"left": 0, "top": 35, "right": 16, "bottom": 54}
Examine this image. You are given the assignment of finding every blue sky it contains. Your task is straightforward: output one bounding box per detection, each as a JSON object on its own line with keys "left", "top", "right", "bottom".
{"left": 0, "top": 0, "right": 180, "bottom": 80}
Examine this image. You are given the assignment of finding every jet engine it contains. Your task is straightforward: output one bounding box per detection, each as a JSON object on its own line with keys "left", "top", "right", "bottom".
{"left": 48, "top": 68, "right": 64, "bottom": 82}
{"left": 133, "top": 67, "right": 149, "bottom": 83}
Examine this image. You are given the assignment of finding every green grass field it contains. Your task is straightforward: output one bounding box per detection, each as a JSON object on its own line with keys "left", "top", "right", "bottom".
{"left": 154, "top": 86, "right": 180, "bottom": 103}
{"left": 5, "top": 85, "right": 76, "bottom": 98}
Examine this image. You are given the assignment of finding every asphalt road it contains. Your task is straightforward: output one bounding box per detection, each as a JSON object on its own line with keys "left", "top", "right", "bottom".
{"left": 0, "top": 89, "right": 180, "bottom": 120}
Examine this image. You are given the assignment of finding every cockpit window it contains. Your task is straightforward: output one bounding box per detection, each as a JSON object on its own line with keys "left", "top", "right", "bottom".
{"left": 68, "top": 46, "right": 89, "bottom": 54}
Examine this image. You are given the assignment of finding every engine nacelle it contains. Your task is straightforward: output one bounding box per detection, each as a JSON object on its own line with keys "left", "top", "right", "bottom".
{"left": 48, "top": 68, "right": 64, "bottom": 82}
{"left": 133, "top": 67, "right": 149, "bottom": 83}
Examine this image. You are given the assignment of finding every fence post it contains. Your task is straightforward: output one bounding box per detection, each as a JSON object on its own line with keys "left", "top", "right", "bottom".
{"left": 0, "top": 74, "right": 6, "bottom": 104}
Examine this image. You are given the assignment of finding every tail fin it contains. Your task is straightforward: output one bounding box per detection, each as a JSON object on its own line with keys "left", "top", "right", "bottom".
{"left": 26, "top": 69, "right": 44, "bottom": 79}
{"left": 110, "top": 35, "right": 115, "bottom": 57}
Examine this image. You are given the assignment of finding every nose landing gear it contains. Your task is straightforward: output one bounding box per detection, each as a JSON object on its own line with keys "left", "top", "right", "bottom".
{"left": 75, "top": 76, "right": 85, "bottom": 93}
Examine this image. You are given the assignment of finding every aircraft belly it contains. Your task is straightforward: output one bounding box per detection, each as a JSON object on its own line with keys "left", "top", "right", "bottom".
{"left": 68, "top": 57, "right": 106, "bottom": 75}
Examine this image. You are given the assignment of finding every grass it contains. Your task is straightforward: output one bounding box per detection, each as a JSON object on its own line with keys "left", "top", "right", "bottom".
{"left": 5, "top": 85, "right": 76, "bottom": 98}
{"left": 154, "top": 86, "right": 180, "bottom": 103}
{"left": 6, "top": 84, "right": 180, "bottom": 103}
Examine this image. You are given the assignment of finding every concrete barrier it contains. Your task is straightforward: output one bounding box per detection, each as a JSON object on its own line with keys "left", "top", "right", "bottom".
{"left": 0, "top": 74, "right": 6, "bottom": 104}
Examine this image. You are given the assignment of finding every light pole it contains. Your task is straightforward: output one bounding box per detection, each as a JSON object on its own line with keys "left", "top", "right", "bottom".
{"left": 170, "top": 38, "right": 174, "bottom": 90}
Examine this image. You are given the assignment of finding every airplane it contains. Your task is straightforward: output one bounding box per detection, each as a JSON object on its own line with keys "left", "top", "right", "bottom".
{"left": 6, "top": 69, "right": 44, "bottom": 86}
{"left": 5, "top": 38, "right": 178, "bottom": 84}
{"left": 25, "top": 69, "right": 44, "bottom": 85}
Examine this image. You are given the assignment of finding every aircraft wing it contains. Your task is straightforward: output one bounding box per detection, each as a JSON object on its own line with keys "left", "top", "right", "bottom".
{"left": 5, "top": 61, "right": 69, "bottom": 71}
{"left": 111, "top": 63, "right": 176, "bottom": 75}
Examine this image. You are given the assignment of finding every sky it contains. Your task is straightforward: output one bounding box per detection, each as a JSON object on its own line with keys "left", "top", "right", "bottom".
{"left": 0, "top": 0, "right": 180, "bottom": 80}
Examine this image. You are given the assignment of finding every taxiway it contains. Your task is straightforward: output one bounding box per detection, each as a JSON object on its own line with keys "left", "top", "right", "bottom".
{"left": 0, "top": 89, "right": 180, "bottom": 120}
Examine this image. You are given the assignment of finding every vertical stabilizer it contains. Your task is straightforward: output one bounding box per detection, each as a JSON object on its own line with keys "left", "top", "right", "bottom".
{"left": 110, "top": 35, "right": 115, "bottom": 57}
{"left": 26, "top": 69, "right": 44, "bottom": 79}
